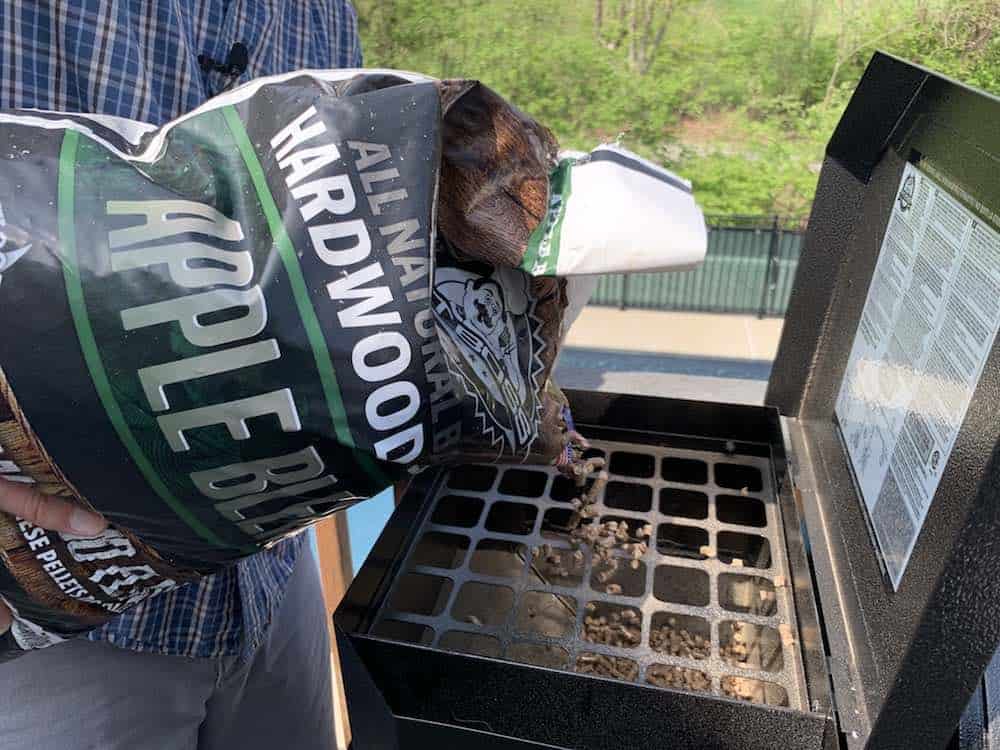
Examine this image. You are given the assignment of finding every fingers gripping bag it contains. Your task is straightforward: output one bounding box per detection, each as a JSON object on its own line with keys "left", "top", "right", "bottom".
{"left": 0, "top": 70, "right": 706, "bottom": 657}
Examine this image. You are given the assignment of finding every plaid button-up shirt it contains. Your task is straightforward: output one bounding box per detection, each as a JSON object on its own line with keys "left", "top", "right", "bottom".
{"left": 0, "top": 0, "right": 362, "bottom": 659}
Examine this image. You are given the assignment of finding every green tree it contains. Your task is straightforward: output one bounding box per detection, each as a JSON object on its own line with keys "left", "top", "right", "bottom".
{"left": 594, "top": 0, "right": 689, "bottom": 74}
{"left": 354, "top": 0, "right": 1000, "bottom": 219}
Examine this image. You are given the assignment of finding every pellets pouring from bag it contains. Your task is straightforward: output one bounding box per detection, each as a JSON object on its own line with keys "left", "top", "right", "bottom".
{"left": 0, "top": 69, "right": 706, "bottom": 657}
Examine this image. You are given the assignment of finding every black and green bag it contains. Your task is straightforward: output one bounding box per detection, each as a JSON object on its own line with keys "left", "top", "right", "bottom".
{"left": 0, "top": 70, "right": 579, "bottom": 655}
{"left": 0, "top": 68, "right": 705, "bottom": 657}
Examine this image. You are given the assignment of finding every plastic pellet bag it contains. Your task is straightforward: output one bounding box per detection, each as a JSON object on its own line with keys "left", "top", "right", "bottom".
{"left": 0, "top": 70, "right": 704, "bottom": 656}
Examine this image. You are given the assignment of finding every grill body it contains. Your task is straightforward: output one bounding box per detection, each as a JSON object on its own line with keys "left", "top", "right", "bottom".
{"left": 335, "top": 53, "right": 1000, "bottom": 750}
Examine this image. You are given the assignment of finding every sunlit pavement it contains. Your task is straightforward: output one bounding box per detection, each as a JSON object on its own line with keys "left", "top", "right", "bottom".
{"left": 565, "top": 307, "right": 784, "bottom": 360}
{"left": 557, "top": 308, "right": 784, "bottom": 405}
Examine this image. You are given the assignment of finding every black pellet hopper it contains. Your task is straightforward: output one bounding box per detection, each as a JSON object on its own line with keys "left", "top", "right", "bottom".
{"left": 334, "top": 53, "right": 1000, "bottom": 750}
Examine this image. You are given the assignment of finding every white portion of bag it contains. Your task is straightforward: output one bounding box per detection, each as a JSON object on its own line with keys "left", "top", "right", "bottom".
{"left": 523, "top": 144, "right": 707, "bottom": 277}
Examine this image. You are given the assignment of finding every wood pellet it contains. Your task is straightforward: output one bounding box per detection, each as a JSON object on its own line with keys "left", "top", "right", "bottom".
{"left": 721, "top": 675, "right": 762, "bottom": 702}
{"left": 720, "top": 621, "right": 751, "bottom": 667}
{"left": 720, "top": 675, "right": 787, "bottom": 706}
{"left": 552, "top": 459, "right": 652, "bottom": 594}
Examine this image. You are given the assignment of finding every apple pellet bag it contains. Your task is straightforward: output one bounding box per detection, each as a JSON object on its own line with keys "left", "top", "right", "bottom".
{"left": 0, "top": 69, "right": 704, "bottom": 657}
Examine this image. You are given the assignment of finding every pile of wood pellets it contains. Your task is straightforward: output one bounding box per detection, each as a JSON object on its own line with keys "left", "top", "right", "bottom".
{"left": 582, "top": 604, "right": 641, "bottom": 648}
{"left": 649, "top": 617, "right": 710, "bottom": 660}
{"left": 646, "top": 664, "right": 711, "bottom": 692}
{"left": 575, "top": 652, "right": 638, "bottom": 681}
{"left": 643, "top": 617, "right": 712, "bottom": 692}
{"left": 537, "top": 456, "right": 652, "bottom": 593}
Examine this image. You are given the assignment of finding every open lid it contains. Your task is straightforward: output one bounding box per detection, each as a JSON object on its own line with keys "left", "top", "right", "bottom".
{"left": 767, "top": 53, "right": 1000, "bottom": 749}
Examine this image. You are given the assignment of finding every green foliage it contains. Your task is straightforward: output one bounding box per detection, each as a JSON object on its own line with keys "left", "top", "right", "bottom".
{"left": 355, "top": 0, "right": 1000, "bottom": 219}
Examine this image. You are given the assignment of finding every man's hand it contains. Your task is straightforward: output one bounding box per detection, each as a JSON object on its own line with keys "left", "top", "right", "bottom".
{"left": 0, "top": 479, "right": 107, "bottom": 635}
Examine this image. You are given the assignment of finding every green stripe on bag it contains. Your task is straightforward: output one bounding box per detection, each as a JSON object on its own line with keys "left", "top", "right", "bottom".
{"left": 522, "top": 158, "right": 574, "bottom": 277}
{"left": 222, "top": 107, "right": 391, "bottom": 489}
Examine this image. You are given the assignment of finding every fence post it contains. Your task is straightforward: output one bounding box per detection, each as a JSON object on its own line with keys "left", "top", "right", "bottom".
{"left": 757, "top": 215, "right": 780, "bottom": 319}
{"left": 770, "top": 222, "right": 784, "bottom": 315}
{"left": 619, "top": 274, "right": 629, "bottom": 310}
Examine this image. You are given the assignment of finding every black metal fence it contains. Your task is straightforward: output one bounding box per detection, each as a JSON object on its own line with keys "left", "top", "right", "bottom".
{"left": 589, "top": 215, "right": 806, "bottom": 317}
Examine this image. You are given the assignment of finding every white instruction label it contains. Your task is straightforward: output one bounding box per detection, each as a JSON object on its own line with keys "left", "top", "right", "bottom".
{"left": 836, "top": 162, "right": 1000, "bottom": 590}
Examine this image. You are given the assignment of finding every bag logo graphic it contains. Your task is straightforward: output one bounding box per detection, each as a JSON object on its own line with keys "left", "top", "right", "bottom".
{"left": 433, "top": 266, "right": 545, "bottom": 457}
{"left": 0, "top": 201, "right": 31, "bottom": 286}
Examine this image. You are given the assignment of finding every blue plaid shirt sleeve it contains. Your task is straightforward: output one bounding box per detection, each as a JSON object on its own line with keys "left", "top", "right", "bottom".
{"left": 0, "top": 0, "right": 363, "bottom": 659}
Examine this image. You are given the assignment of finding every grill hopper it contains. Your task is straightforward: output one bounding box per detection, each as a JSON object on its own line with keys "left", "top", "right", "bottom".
{"left": 335, "top": 394, "right": 834, "bottom": 750}
{"left": 377, "top": 439, "right": 803, "bottom": 709}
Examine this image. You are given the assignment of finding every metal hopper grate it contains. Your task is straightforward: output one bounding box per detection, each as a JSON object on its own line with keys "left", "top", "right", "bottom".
{"left": 372, "top": 438, "right": 806, "bottom": 710}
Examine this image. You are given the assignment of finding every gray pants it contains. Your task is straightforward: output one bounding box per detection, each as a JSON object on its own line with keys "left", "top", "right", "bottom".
{"left": 0, "top": 550, "right": 335, "bottom": 750}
